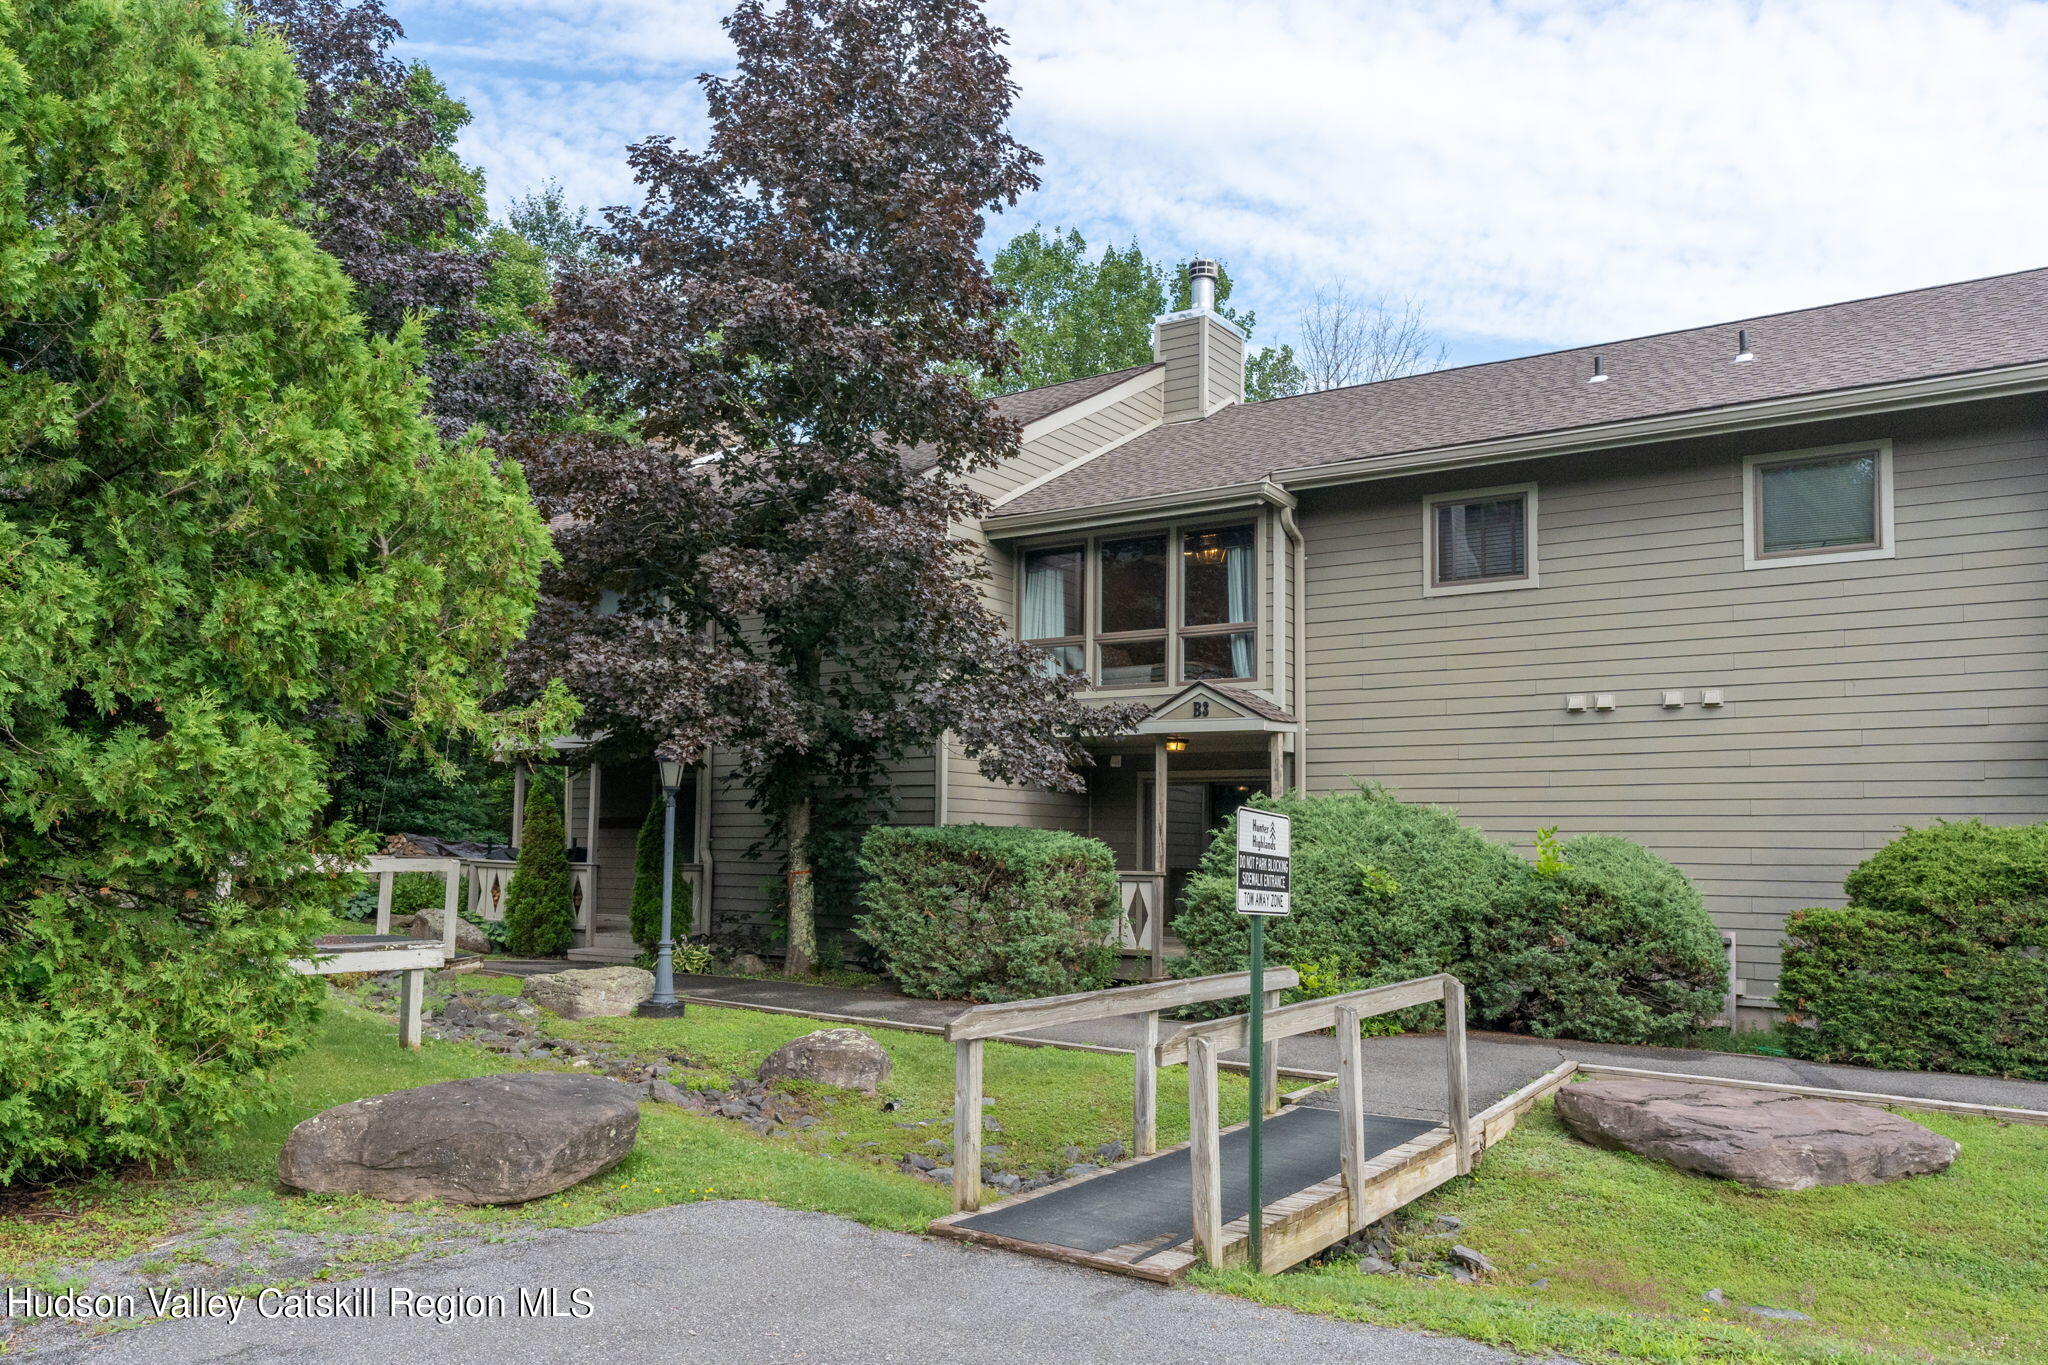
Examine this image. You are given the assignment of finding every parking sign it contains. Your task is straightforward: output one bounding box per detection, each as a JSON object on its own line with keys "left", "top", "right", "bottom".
{"left": 1235, "top": 809, "right": 1291, "bottom": 916}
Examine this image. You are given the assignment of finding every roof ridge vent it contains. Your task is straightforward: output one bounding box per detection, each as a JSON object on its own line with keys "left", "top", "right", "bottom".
{"left": 1733, "top": 328, "right": 1754, "bottom": 363}
{"left": 1586, "top": 354, "right": 1608, "bottom": 384}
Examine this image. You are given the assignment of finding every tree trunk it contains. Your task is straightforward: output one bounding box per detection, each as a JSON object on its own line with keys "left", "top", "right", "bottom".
{"left": 784, "top": 793, "right": 816, "bottom": 976}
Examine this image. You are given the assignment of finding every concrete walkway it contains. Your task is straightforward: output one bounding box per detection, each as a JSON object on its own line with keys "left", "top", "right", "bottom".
{"left": 657, "top": 972, "right": 2048, "bottom": 1123}
{"left": 31, "top": 1202, "right": 1522, "bottom": 1365}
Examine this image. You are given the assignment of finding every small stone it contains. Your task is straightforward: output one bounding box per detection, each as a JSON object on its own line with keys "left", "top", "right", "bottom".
{"left": 986, "top": 1172, "right": 1022, "bottom": 1193}
{"left": 1430, "top": 1214, "right": 1463, "bottom": 1232}
{"left": 981, "top": 1116, "right": 1003, "bottom": 1133}
{"left": 1095, "top": 1140, "right": 1126, "bottom": 1162}
{"left": 1449, "top": 1245, "right": 1496, "bottom": 1276}
{"left": 1062, "top": 1163, "right": 1100, "bottom": 1179}
{"left": 905, "top": 1153, "right": 937, "bottom": 1171}
{"left": 928, "top": 1166, "right": 953, "bottom": 1183}
{"left": 1742, "top": 1306, "right": 1812, "bottom": 1323}
{"left": 1357, "top": 1255, "right": 1393, "bottom": 1275}
{"left": 1703, "top": 1289, "right": 1726, "bottom": 1304}
{"left": 521, "top": 966, "right": 654, "bottom": 1020}
{"left": 1061, "top": 1145, "right": 1085, "bottom": 1163}
{"left": 1531, "top": 1278, "right": 1549, "bottom": 1290}
{"left": 1451, "top": 1267, "right": 1476, "bottom": 1285}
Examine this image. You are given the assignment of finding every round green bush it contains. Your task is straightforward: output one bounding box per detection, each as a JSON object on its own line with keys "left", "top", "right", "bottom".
{"left": 1781, "top": 900, "right": 2048, "bottom": 1079}
{"left": 1175, "top": 790, "right": 1723, "bottom": 1043}
{"left": 854, "top": 825, "right": 1120, "bottom": 1002}
{"left": 1842, "top": 819, "right": 2048, "bottom": 915}
{"left": 1472, "top": 835, "right": 1726, "bottom": 1045}
{"left": 0, "top": 895, "right": 324, "bottom": 1184}
{"left": 1173, "top": 788, "right": 1523, "bottom": 995}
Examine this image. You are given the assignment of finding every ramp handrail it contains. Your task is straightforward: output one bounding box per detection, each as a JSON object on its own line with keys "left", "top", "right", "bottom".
{"left": 1165, "top": 972, "right": 1469, "bottom": 1270}
{"left": 944, "top": 968, "right": 1298, "bottom": 1214}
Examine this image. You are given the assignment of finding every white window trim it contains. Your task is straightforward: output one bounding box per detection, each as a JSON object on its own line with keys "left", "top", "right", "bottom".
{"left": 1421, "top": 482, "right": 1540, "bottom": 597}
{"left": 1742, "top": 440, "right": 1894, "bottom": 571}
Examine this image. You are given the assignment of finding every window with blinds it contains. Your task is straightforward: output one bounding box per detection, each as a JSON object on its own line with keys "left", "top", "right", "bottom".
{"left": 1756, "top": 452, "right": 1879, "bottom": 555}
{"left": 1431, "top": 491, "right": 1530, "bottom": 588}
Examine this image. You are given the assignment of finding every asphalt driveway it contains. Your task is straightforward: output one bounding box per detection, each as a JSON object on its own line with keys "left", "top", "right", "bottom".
{"left": 27, "top": 1201, "right": 1525, "bottom": 1364}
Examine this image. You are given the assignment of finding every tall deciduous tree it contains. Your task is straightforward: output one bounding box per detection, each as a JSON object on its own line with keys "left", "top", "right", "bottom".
{"left": 511, "top": 0, "right": 1142, "bottom": 974}
{"left": 0, "top": 0, "right": 561, "bottom": 1179}
{"left": 1295, "top": 287, "right": 1446, "bottom": 392}
{"left": 986, "top": 226, "right": 1306, "bottom": 400}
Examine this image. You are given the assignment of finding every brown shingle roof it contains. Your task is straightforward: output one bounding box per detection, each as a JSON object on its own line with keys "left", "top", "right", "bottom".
{"left": 1001, "top": 267, "right": 2048, "bottom": 517}
{"left": 904, "top": 363, "right": 1161, "bottom": 474}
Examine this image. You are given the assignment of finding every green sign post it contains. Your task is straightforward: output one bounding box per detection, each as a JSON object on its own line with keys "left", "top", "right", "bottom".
{"left": 1235, "top": 807, "right": 1292, "bottom": 1272}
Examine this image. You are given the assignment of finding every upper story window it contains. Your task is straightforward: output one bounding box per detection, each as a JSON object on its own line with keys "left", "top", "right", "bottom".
{"left": 1021, "top": 546, "right": 1086, "bottom": 677}
{"left": 1181, "top": 525, "right": 1256, "bottom": 680}
{"left": 1745, "top": 442, "right": 1893, "bottom": 569}
{"left": 1097, "top": 534, "right": 1170, "bottom": 684}
{"left": 1020, "top": 522, "right": 1260, "bottom": 687}
{"left": 1423, "top": 484, "right": 1538, "bottom": 595}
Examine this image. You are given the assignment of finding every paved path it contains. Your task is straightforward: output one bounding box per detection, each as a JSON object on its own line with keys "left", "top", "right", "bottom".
{"left": 31, "top": 1202, "right": 1522, "bottom": 1365}
{"left": 652, "top": 973, "right": 2048, "bottom": 1123}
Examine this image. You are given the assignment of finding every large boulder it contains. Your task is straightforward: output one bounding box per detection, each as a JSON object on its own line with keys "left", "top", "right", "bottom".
{"left": 404, "top": 906, "right": 490, "bottom": 955}
{"left": 522, "top": 965, "right": 653, "bottom": 1019}
{"left": 1555, "top": 1078, "right": 1959, "bottom": 1190}
{"left": 277, "top": 1073, "right": 638, "bottom": 1204}
{"left": 758, "top": 1028, "right": 892, "bottom": 1094}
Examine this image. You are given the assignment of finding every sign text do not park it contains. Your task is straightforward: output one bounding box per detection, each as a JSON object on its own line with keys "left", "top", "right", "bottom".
{"left": 1235, "top": 808, "right": 1291, "bottom": 916}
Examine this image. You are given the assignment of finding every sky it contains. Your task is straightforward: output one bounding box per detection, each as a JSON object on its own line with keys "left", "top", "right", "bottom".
{"left": 394, "top": 0, "right": 2048, "bottom": 368}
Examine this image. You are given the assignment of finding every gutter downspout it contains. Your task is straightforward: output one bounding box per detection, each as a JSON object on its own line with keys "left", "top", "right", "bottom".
{"left": 1261, "top": 482, "right": 1309, "bottom": 792}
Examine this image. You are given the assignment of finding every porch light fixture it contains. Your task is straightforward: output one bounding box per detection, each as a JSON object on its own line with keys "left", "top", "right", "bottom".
{"left": 638, "top": 757, "right": 689, "bottom": 1018}
{"left": 1165, "top": 737, "right": 1189, "bottom": 753}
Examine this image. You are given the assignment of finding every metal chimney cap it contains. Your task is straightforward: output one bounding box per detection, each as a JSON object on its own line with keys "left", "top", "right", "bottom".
{"left": 1186, "top": 258, "right": 1220, "bottom": 279}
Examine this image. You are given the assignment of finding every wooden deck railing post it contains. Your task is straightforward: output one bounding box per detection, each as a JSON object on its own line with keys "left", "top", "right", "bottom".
{"left": 1262, "top": 987, "right": 1283, "bottom": 1115}
{"left": 1444, "top": 976, "right": 1472, "bottom": 1175}
{"left": 1335, "top": 1004, "right": 1367, "bottom": 1230}
{"left": 397, "top": 968, "right": 424, "bottom": 1050}
{"left": 1134, "top": 1010, "right": 1159, "bottom": 1156}
{"left": 952, "top": 1037, "right": 984, "bottom": 1213}
{"left": 374, "top": 870, "right": 394, "bottom": 935}
{"left": 1188, "top": 1035, "right": 1223, "bottom": 1268}
{"left": 440, "top": 862, "right": 460, "bottom": 955}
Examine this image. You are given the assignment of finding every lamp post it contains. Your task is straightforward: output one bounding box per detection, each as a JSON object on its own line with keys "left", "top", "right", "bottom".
{"left": 637, "top": 758, "right": 688, "bottom": 1019}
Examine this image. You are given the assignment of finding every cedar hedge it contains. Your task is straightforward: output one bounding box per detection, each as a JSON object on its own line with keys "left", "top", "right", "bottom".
{"left": 855, "top": 825, "right": 1120, "bottom": 1002}
{"left": 1782, "top": 819, "right": 2048, "bottom": 1078}
{"left": 1780, "top": 900, "right": 2048, "bottom": 1079}
{"left": 1174, "top": 789, "right": 1725, "bottom": 1044}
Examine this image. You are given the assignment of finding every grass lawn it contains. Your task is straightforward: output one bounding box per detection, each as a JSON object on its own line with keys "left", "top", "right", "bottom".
{"left": 0, "top": 985, "right": 1249, "bottom": 1284}
{"left": 1201, "top": 1097, "right": 2048, "bottom": 1365}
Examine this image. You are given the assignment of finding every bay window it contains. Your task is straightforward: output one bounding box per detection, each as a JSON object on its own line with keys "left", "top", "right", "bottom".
{"left": 1019, "top": 521, "right": 1261, "bottom": 687}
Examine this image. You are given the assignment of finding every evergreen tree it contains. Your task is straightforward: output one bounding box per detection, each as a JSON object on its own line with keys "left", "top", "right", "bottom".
{"left": 503, "top": 790, "right": 575, "bottom": 957}
{"left": 0, "top": 0, "right": 562, "bottom": 1180}
{"left": 627, "top": 797, "right": 690, "bottom": 951}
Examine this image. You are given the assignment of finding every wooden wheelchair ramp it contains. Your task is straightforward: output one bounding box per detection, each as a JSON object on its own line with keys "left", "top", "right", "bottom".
{"left": 935, "top": 1106, "right": 1434, "bottom": 1280}
{"left": 931, "top": 973, "right": 1579, "bottom": 1282}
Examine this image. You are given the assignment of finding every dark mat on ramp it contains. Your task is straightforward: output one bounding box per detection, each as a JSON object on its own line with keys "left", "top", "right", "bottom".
{"left": 957, "top": 1107, "right": 1436, "bottom": 1259}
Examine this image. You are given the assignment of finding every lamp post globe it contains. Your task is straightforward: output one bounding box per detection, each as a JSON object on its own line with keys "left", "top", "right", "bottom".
{"left": 637, "top": 758, "right": 689, "bottom": 1018}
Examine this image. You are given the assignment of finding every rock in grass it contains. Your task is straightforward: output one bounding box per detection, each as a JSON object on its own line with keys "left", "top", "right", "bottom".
{"left": 278, "top": 1074, "right": 637, "bottom": 1204}
{"left": 1555, "top": 1078, "right": 1958, "bottom": 1190}
{"left": 521, "top": 966, "right": 654, "bottom": 1019}
{"left": 757, "top": 1028, "right": 892, "bottom": 1094}
{"left": 1449, "top": 1245, "right": 1496, "bottom": 1276}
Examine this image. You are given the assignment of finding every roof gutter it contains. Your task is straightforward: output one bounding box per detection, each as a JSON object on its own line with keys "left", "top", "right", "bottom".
{"left": 983, "top": 481, "right": 1273, "bottom": 539}
{"left": 1276, "top": 357, "right": 2048, "bottom": 492}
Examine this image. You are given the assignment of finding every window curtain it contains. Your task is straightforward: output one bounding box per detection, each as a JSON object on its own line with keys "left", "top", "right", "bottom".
{"left": 1022, "top": 560, "right": 1067, "bottom": 640}
{"left": 1759, "top": 455, "right": 1876, "bottom": 552}
{"left": 1226, "top": 537, "right": 1255, "bottom": 677}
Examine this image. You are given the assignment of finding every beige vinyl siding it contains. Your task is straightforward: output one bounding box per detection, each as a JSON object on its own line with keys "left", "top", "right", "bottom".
{"left": 1156, "top": 316, "right": 1205, "bottom": 424}
{"left": 1207, "top": 327, "right": 1244, "bottom": 411}
{"left": 1297, "top": 394, "right": 2048, "bottom": 1005}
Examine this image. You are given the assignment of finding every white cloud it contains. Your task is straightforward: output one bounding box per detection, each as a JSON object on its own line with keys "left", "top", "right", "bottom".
{"left": 394, "top": 0, "right": 2048, "bottom": 359}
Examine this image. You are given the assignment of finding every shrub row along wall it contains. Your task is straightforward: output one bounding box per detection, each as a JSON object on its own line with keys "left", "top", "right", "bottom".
{"left": 1782, "top": 821, "right": 2048, "bottom": 1079}
{"left": 1172, "top": 788, "right": 1728, "bottom": 1046}
{"left": 856, "top": 825, "right": 1120, "bottom": 1003}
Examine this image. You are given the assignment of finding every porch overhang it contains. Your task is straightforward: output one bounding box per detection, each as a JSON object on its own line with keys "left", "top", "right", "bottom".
{"left": 1086, "top": 681, "right": 1298, "bottom": 738}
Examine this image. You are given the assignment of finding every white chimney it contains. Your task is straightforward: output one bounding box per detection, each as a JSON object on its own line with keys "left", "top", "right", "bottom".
{"left": 1154, "top": 257, "right": 1244, "bottom": 423}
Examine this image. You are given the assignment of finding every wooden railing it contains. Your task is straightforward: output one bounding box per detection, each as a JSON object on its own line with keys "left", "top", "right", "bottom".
{"left": 1115, "top": 871, "right": 1168, "bottom": 979}
{"left": 1158, "top": 973, "right": 1469, "bottom": 1268}
{"left": 362, "top": 855, "right": 461, "bottom": 955}
{"left": 943, "top": 968, "right": 1298, "bottom": 1214}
